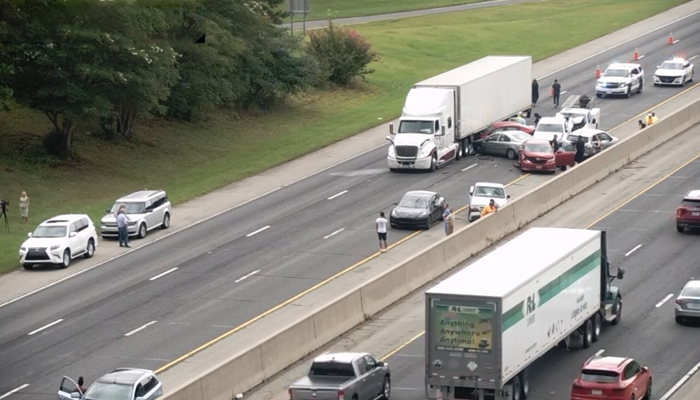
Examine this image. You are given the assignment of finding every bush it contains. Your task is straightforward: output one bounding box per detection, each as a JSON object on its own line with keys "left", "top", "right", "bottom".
{"left": 307, "top": 21, "right": 379, "bottom": 86}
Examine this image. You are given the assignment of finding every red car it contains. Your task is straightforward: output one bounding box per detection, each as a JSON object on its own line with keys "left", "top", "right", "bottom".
{"left": 478, "top": 121, "right": 534, "bottom": 140}
{"left": 676, "top": 190, "right": 700, "bottom": 232}
{"left": 571, "top": 356, "right": 652, "bottom": 400}
{"left": 517, "top": 139, "right": 575, "bottom": 173}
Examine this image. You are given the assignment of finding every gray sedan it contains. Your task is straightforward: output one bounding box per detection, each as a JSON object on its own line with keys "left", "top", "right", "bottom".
{"left": 473, "top": 131, "right": 532, "bottom": 160}
{"left": 675, "top": 279, "right": 700, "bottom": 324}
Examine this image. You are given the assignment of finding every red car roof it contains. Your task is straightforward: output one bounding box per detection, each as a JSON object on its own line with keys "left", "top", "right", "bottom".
{"left": 583, "top": 356, "right": 632, "bottom": 372}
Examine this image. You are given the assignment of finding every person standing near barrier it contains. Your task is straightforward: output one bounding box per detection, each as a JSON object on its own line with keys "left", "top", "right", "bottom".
{"left": 376, "top": 212, "right": 388, "bottom": 253}
{"left": 443, "top": 203, "right": 454, "bottom": 236}
{"left": 551, "top": 134, "right": 560, "bottom": 152}
{"left": 652, "top": 112, "right": 659, "bottom": 124}
{"left": 575, "top": 136, "right": 586, "bottom": 164}
{"left": 532, "top": 79, "right": 539, "bottom": 106}
{"left": 639, "top": 120, "right": 646, "bottom": 129}
{"left": 552, "top": 79, "right": 562, "bottom": 108}
{"left": 481, "top": 199, "right": 498, "bottom": 218}
{"left": 645, "top": 113, "right": 654, "bottom": 126}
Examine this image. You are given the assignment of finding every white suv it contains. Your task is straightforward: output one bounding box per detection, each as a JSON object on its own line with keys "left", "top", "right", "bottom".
{"left": 19, "top": 214, "right": 98, "bottom": 269}
{"left": 596, "top": 63, "right": 644, "bottom": 98}
{"left": 100, "top": 190, "right": 171, "bottom": 239}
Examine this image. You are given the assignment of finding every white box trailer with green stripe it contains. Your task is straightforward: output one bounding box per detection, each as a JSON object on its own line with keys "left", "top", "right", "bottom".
{"left": 424, "top": 227, "right": 625, "bottom": 400}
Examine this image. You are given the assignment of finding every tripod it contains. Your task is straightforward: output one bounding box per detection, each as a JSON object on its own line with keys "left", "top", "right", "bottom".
{"left": 0, "top": 206, "right": 8, "bottom": 231}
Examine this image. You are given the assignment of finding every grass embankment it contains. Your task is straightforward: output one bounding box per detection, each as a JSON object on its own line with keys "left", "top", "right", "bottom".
{"left": 290, "top": 0, "right": 486, "bottom": 21}
{"left": 0, "top": 0, "right": 689, "bottom": 274}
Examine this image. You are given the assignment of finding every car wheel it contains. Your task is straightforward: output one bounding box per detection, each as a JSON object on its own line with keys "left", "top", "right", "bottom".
{"left": 506, "top": 149, "right": 517, "bottom": 160}
{"left": 60, "top": 249, "right": 71, "bottom": 269}
{"left": 138, "top": 223, "right": 147, "bottom": 239}
{"left": 429, "top": 154, "right": 437, "bottom": 172}
{"left": 644, "top": 378, "right": 652, "bottom": 400}
{"left": 582, "top": 319, "right": 593, "bottom": 349}
{"left": 611, "top": 296, "right": 622, "bottom": 325}
{"left": 638, "top": 81, "right": 643, "bottom": 94}
{"left": 596, "top": 93, "right": 602, "bottom": 98}
{"left": 690, "top": 71, "right": 694, "bottom": 82}
{"left": 626, "top": 87, "right": 631, "bottom": 98}
{"left": 675, "top": 316, "right": 684, "bottom": 324}
{"left": 84, "top": 239, "right": 95, "bottom": 259}
{"left": 161, "top": 213, "right": 170, "bottom": 229}
{"left": 425, "top": 215, "right": 433, "bottom": 230}
{"left": 677, "top": 224, "right": 685, "bottom": 233}
{"left": 23, "top": 263, "right": 33, "bottom": 270}
{"left": 592, "top": 313, "right": 602, "bottom": 342}
{"left": 381, "top": 375, "right": 391, "bottom": 400}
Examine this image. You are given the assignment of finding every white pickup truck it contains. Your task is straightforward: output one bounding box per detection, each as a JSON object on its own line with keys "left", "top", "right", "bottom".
{"left": 467, "top": 182, "right": 510, "bottom": 222}
{"left": 532, "top": 116, "right": 572, "bottom": 142}
{"left": 556, "top": 107, "right": 601, "bottom": 132}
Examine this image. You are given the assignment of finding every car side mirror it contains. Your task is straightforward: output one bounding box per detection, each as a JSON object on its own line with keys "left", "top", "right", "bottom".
{"left": 69, "top": 232, "right": 77, "bottom": 238}
{"left": 507, "top": 195, "right": 511, "bottom": 199}
{"left": 27, "top": 232, "right": 32, "bottom": 238}
{"left": 389, "top": 123, "right": 395, "bottom": 135}
{"left": 469, "top": 186, "right": 474, "bottom": 195}
{"left": 377, "top": 361, "right": 384, "bottom": 367}
{"left": 641, "top": 366, "right": 649, "bottom": 373}
{"left": 106, "top": 209, "right": 110, "bottom": 213}
{"left": 393, "top": 201, "right": 398, "bottom": 205}
{"left": 71, "top": 393, "right": 81, "bottom": 399}
{"left": 439, "top": 125, "right": 446, "bottom": 136}
{"left": 617, "top": 268, "right": 625, "bottom": 280}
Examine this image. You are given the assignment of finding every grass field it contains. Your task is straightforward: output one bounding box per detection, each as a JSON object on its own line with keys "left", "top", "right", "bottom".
{"left": 0, "top": 0, "right": 690, "bottom": 275}
{"left": 288, "top": 0, "right": 486, "bottom": 21}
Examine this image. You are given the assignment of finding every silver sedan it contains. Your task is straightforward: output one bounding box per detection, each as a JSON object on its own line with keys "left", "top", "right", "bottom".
{"left": 675, "top": 279, "right": 700, "bottom": 324}
{"left": 473, "top": 131, "right": 532, "bottom": 160}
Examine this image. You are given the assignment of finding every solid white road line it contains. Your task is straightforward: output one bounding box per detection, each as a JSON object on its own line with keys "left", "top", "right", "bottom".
{"left": 246, "top": 226, "right": 270, "bottom": 237}
{"left": 659, "top": 359, "right": 700, "bottom": 400}
{"left": 323, "top": 228, "right": 345, "bottom": 239}
{"left": 235, "top": 270, "right": 260, "bottom": 283}
{"left": 125, "top": 320, "right": 158, "bottom": 337}
{"left": 27, "top": 319, "right": 63, "bottom": 336}
{"left": 673, "top": 39, "right": 681, "bottom": 44}
{"left": 655, "top": 293, "right": 675, "bottom": 308}
{"left": 625, "top": 244, "right": 642, "bottom": 257}
{"left": 462, "top": 163, "right": 478, "bottom": 172}
{"left": 689, "top": 55, "right": 699, "bottom": 61}
{"left": 594, "top": 349, "right": 605, "bottom": 357}
{"left": 560, "top": 90, "right": 568, "bottom": 95}
{"left": 637, "top": 54, "right": 646, "bottom": 60}
{"left": 0, "top": 384, "right": 29, "bottom": 399}
{"left": 149, "top": 267, "right": 178, "bottom": 281}
{"left": 327, "top": 190, "right": 348, "bottom": 200}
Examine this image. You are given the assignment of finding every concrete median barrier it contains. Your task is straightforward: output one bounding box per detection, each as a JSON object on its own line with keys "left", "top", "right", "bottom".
{"left": 161, "top": 88, "right": 700, "bottom": 400}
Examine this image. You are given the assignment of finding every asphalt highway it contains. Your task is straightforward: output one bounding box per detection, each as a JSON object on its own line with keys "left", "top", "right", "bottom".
{"left": 2, "top": 10, "right": 700, "bottom": 400}
{"left": 380, "top": 157, "right": 700, "bottom": 400}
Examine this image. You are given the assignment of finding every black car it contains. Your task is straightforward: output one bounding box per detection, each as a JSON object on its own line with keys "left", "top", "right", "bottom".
{"left": 390, "top": 190, "right": 445, "bottom": 230}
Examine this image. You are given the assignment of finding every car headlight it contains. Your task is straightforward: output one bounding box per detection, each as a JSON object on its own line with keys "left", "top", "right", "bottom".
{"left": 419, "top": 210, "right": 428, "bottom": 217}
{"left": 20, "top": 247, "right": 26, "bottom": 252}
{"left": 128, "top": 221, "right": 137, "bottom": 226}
{"left": 620, "top": 82, "right": 628, "bottom": 87}
{"left": 50, "top": 245, "right": 60, "bottom": 251}
{"left": 388, "top": 145, "right": 396, "bottom": 158}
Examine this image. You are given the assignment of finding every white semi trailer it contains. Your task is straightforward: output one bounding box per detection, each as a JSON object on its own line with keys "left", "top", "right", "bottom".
{"left": 424, "top": 227, "right": 625, "bottom": 400}
{"left": 386, "top": 56, "right": 532, "bottom": 171}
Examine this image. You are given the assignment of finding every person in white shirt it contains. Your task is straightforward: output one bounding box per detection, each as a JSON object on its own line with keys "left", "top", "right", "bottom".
{"left": 376, "top": 212, "right": 388, "bottom": 253}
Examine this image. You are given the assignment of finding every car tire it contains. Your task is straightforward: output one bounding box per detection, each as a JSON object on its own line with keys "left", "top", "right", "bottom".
{"left": 138, "top": 223, "right": 147, "bottom": 239}
{"left": 677, "top": 224, "right": 684, "bottom": 233}
{"left": 506, "top": 149, "right": 517, "bottom": 160}
{"left": 23, "top": 263, "right": 33, "bottom": 270}
{"left": 380, "top": 375, "right": 391, "bottom": 400}
{"left": 690, "top": 71, "right": 694, "bottom": 82}
{"left": 582, "top": 319, "right": 593, "bottom": 349}
{"left": 596, "top": 93, "right": 602, "bottom": 98}
{"left": 84, "top": 239, "right": 95, "bottom": 259}
{"left": 638, "top": 81, "right": 643, "bottom": 94}
{"left": 60, "top": 249, "right": 71, "bottom": 269}
{"left": 626, "top": 87, "right": 632, "bottom": 98}
{"left": 611, "top": 296, "right": 622, "bottom": 325}
{"left": 675, "top": 316, "right": 684, "bottom": 324}
{"left": 429, "top": 154, "right": 437, "bottom": 172}
{"left": 161, "top": 213, "right": 170, "bottom": 229}
{"left": 425, "top": 215, "right": 433, "bottom": 230}
{"left": 644, "top": 378, "right": 652, "bottom": 400}
{"left": 592, "top": 313, "right": 602, "bottom": 342}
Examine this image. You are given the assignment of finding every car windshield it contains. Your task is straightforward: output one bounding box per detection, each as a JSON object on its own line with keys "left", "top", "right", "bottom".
{"left": 110, "top": 202, "right": 145, "bottom": 214}
{"left": 398, "top": 120, "right": 433, "bottom": 134}
{"left": 580, "top": 369, "right": 619, "bottom": 383}
{"left": 32, "top": 225, "right": 67, "bottom": 238}
{"left": 681, "top": 286, "right": 700, "bottom": 297}
{"left": 604, "top": 69, "right": 630, "bottom": 78}
{"left": 474, "top": 186, "right": 505, "bottom": 198}
{"left": 536, "top": 123, "right": 563, "bottom": 133}
{"left": 398, "top": 194, "right": 431, "bottom": 209}
{"left": 523, "top": 143, "right": 552, "bottom": 153}
{"left": 84, "top": 382, "right": 133, "bottom": 400}
{"left": 510, "top": 132, "right": 531, "bottom": 142}
{"left": 558, "top": 112, "right": 582, "bottom": 120}
{"left": 310, "top": 362, "right": 355, "bottom": 377}
{"left": 681, "top": 199, "right": 700, "bottom": 206}
{"left": 660, "top": 62, "right": 683, "bottom": 70}
{"left": 567, "top": 135, "right": 589, "bottom": 143}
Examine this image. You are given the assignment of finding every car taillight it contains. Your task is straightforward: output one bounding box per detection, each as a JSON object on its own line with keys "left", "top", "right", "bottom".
{"left": 572, "top": 381, "right": 584, "bottom": 389}
{"left": 338, "top": 390, "right": 345, "bottom": 400}
{"left": 678, "top": 207, "right": 688, "bottom": 217}
{"left": 676, "top": 299, "right": 686, "bottom": 305}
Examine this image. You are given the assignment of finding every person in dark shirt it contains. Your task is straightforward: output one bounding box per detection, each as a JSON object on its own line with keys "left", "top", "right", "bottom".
{"left": 638, "top": 119, "right": 646, "bottom": 129}
{"left": 552, "top": 79, "right": 562, "bottom": 108}
{"left": 575, "top": 136, "right": 585, "bottom": 164}
{"left": 551, "top": 134, "right": 561, "bottom": 152}
{"left": 532, "top": 79, "right": 539, "bottom": 106}
{"left": 533, "top": 113, "right": 542, "bottom": 127}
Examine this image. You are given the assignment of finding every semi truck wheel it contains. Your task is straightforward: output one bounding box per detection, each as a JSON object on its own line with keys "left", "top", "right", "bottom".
{"left": 456, "top": 142, "right": 463, "bottom": 161}
{"left": 592, "top": 313, "right": 602, "bottom": 342}
{"left": 611, "top": 296, "right": 622, "bottom": 325}
{"left": 519, "top": 370, "right": 530, "bottom": 399}
{"left": 429, "top": 154, "right": 437, "bottom": 172}
{"left": 582, "top": 319, "right": 593, "bottom": 349}
{"left": 511, "top": 376, "right": 522, "bottom": 400}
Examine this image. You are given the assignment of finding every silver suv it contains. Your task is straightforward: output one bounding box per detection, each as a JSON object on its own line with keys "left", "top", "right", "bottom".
{"left": 58, "top": 368, "right": 163, "bottom": 400}
{"left": 100, "top": 190, "right": 171, "bottom": 239}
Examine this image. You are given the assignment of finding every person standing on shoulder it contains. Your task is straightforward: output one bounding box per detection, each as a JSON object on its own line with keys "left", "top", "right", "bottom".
{"left": 443, "top": 203, "right": 454, "bottom": 236}
{"left": 638, "top": 120, "right": 646, "bottom": 130}
{"left": 116, "top": 205, "right": 130, "bottom": 248}
{"left": 532, "top": 79, "right": 539, "bottom": 106}
{"left": 376, "top": 212, "right": 388, "bottom": 253}
{"left": 552, "top": 79, "right": 562, "bottom": 108}
{"left": 645, "top": 113, "right": 654, "bottom": 126}
{"left": 481, "top": 199, "right": 498, "bottom": 218}
{"left": 652, "top": 112, "right": 659, "bottom": 124}
{"left": 19, "top": 191, "right": 30, "bottom": 224}
{"left": 575, "top": 136, "right": 586, "bottom": 164}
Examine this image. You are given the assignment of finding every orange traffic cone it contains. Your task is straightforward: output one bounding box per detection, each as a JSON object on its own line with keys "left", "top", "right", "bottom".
{"left": 595, "top": 65, "right": 601, "bottom": 78}
{"left": 633, "top": 48, "right": 639, "bottom": 61}
{"left": 668, "top": 33, "right": 674, "bottom": 45}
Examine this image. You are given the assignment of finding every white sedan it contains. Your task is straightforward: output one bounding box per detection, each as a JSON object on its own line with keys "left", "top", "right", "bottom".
{"left": 654, "top": 58, "right": 694, "bottom": 86}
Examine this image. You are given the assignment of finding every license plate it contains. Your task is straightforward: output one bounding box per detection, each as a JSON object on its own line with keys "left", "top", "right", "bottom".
{"left": 693, "top": 212, "right": 699, "bottom": 216}
{"left": 688, "top": 303, "right": 700, "bottom": 310}
{"left": 606, "top": 91, "right": 612, "bottom": 94}
{"left": 592, "top": 389, "right": 602, "bottom": 395}
{"left": 536, "top": 166, "right": 542, "bottom": 169}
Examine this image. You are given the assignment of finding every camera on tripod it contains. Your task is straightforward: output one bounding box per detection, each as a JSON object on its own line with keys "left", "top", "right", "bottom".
{"left": 0, "top": 199, "right": 8, "bottom": 208}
